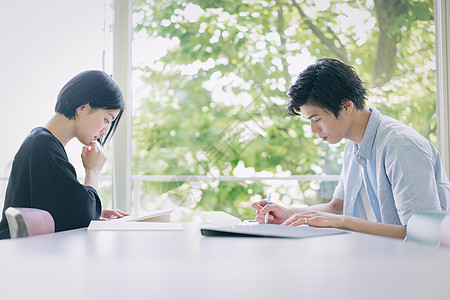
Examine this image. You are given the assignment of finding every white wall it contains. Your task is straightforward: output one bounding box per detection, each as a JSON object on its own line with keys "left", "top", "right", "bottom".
{"left": 0, "top": 0, "right": 111, "bottom": 204}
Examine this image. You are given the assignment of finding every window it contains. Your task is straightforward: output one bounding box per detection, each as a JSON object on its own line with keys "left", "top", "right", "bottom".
{"left": 125, "top": 0, "right": 439, "bottom": 220}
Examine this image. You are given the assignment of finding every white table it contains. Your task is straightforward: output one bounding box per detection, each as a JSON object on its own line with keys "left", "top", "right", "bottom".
{"left": 1, "top": 224, "right": 449, "bottom": 300}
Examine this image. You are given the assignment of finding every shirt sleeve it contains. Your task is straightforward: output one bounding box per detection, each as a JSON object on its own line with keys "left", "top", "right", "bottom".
{"left": 385, "top": 139, "right": 442, "bottom": 225}
{"left": 31, "top": 137, "right": 102, "bottom": 232}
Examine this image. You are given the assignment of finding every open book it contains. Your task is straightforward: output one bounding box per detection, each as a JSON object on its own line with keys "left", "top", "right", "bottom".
{"left": 113, "top": 208, "right": 173, "bottom": 222}
{"left": 87, "top": 209, "right": 182, "bottom": 231}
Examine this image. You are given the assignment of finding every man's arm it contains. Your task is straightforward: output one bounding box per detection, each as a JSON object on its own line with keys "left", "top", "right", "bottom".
{"left": 339, "top": 215, "right": 406, "bottom": 239}
{"left": 283, "top": 198, "right": 407, "bottom": 239}
{"left": 253, "top": 198, "right": 343, "bottom": 224}
{"left": 290, "top": 197, "right": 343, "bottom": 215}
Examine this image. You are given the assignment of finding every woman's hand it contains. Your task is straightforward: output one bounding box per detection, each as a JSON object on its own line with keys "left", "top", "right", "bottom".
{"left": 81, "top": 142, "right": 106, "bottom": 190}
{"left": 251, "top": 200, "right": 293, "bottom": 224}
{"left": 100, "top": 209, "right": 129, "bottom": 220}
{"left": 81, "top": 141, "right": 107, "bottom": 174}
{"left": 282, "top": 210, "right": 343, "bottom": 228}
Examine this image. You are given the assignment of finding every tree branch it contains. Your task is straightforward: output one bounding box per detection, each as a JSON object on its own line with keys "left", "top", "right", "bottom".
{"left": 291, "top": 0, "right": 348, "bottom": 63}
{"left": 276, "top": 0, "right": 290, "bottom": 79}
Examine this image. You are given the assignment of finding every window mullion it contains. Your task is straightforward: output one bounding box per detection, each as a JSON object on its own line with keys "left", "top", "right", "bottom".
{"left": 112, "top": 0, "right": 132, "bottom": 212}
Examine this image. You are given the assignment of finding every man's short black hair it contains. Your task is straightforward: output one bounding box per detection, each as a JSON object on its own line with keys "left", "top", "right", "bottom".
{"left": 286, "top": 58, "right": 366, "bottom": 118}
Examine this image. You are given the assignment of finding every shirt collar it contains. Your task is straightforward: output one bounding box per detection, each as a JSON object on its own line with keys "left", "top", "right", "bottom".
{"left": 355, "top": 107, "right": 381, "bottom": 159}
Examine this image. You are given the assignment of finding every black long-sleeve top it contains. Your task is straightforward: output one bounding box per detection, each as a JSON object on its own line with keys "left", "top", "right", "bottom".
{"left": 0, "top": 127, "right": 101, "bottom": 239}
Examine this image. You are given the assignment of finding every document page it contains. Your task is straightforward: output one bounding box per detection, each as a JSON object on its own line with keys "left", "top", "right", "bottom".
{"left": 114, "top": 208, "right": 173, "bottom": 222}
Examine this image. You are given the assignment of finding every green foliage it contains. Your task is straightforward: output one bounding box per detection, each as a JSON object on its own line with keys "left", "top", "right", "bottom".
{"left": 131, "top": 0, "right": 435, "bottom": 220}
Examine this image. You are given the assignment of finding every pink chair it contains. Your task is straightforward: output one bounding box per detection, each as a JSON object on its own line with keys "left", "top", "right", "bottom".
{"left": 5, "top": 207, "right": 55, "bottom": 238}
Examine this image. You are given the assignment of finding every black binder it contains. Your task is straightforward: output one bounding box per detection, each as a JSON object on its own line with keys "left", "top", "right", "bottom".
{"left": 201, "top": 223, "right": 348, "bottom": 238}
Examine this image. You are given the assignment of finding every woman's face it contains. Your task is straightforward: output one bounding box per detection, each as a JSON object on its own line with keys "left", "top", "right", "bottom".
{"left": 75, "top": 104, "right": 121, "bottom": 146}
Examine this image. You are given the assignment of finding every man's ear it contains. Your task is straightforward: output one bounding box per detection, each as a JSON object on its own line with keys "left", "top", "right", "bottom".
{"left": 342, "top": 100, "right": 354, "bottom": 115}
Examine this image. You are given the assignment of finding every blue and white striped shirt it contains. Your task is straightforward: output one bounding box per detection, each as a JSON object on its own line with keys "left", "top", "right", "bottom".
{"left": 333, "top": 107, "right": 450, "bottom": 225}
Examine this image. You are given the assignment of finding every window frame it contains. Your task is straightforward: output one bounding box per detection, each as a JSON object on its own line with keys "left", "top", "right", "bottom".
{"left": 112, "top": 0, "right": 133, "bottom": 211}
{"left": 111, "top": 0, "right": 450, "bottom": 211}
{"left": 435, "top": 0, "right": 450, "bottom": 176}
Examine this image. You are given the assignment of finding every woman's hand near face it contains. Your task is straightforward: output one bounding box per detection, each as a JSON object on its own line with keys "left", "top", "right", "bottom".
{"left": 81, "top": 141, "right": 106, "bottom": 190}
{"left": 81, "top": 141, "right": 106, "bottom": 174}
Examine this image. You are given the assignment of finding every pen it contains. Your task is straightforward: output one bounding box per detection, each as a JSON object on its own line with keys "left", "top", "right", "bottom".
{"left": 264, "top": 193, "right": 272, "bottom": 224}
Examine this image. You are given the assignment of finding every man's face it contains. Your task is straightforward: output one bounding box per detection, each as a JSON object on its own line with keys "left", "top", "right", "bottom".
{"left": 299, "top": 103, "right": 349, "bottom": 145}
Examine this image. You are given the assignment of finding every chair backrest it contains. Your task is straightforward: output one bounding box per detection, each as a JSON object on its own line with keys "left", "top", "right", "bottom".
{"left": 406, "top": 211, "right": 450, "bottom": 249}
{"left": 5, "top": 207, "right": 55, "bottom": 238}
{"left": 440, "top": 214, "right": 450, "bottom": 249}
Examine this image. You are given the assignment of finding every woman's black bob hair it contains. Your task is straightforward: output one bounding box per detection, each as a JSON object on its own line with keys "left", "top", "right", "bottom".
{"left": 55, "top": 70, "right": 125, "bottom": 146}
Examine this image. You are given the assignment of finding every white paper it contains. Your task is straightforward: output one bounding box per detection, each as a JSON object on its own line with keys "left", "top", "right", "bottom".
{"left": 114, "top": 208, "right": 173, "bottom": 222}
{"left": 87, "top": 221, "right": 183, "bottom": 231}
{"left": 199, "top": 211, "right": 242, "bottom": 226}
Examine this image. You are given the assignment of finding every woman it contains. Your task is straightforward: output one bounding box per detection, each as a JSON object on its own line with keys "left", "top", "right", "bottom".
{"left": 0, "top": 70, "right": 128, "bottom": 239}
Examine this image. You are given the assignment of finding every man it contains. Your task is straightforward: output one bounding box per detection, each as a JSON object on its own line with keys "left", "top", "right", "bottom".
{"left": 252, "top": 58, "right": 450, "bottom": 239}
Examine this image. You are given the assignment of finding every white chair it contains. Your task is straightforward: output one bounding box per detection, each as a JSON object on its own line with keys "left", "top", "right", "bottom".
{"left": 440, "top": 213, "right": 450, "bottom": 249}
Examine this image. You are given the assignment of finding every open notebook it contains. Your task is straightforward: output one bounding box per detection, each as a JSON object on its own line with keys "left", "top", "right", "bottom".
{"left": 114, "top": 208, "right": 173, "bottom": 222}
{"left": 87, "top": 209, "right": 182, "bottom": 231}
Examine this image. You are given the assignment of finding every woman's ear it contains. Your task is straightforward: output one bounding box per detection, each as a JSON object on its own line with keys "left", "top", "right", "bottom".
{"left": 75, "top": 103, "right": 91, "bottom": 115}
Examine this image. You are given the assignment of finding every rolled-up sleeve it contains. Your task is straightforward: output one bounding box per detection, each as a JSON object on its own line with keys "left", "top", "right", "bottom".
{"left": 385, "top": 139, "right": 442, "bottom": 225}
